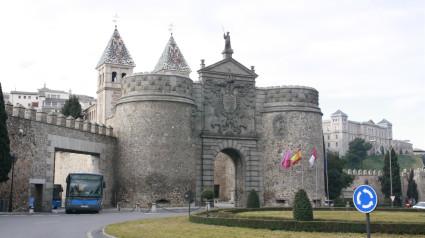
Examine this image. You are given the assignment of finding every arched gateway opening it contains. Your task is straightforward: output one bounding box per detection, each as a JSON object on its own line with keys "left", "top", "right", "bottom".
{"left": 213, "top": 148, "right": 244, "bottom": 207}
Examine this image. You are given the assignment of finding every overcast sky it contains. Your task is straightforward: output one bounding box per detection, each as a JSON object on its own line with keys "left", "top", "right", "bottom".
{"left": 1, "top": 0, "right": 424, "bottom": 149}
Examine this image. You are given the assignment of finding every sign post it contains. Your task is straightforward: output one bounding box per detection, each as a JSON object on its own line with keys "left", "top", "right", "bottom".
{"left": 353, "top": 185, "right": 378, "bottom": 238}
{"left": 184, "top": 190, "right": 194, "bottom": 215}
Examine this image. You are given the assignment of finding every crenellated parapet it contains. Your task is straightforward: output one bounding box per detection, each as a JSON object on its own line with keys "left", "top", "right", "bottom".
{"left": 344, "top": 169, "right": 382, "bottom": 176}
{"left": 118, "top": 73, "right": 194, "bottom": 105}
{"left": 401, "top": 168, "right": 425, "bottom": 177}
{"left": 5, "top": 102, "right": 114, "bottom": 137}
{"left": 258, "top": 85, "right": 321, "bottom": 114}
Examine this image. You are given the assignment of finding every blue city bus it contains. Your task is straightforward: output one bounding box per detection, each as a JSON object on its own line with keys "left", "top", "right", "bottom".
{"left": 52, "top": 184, "right": 63, "bottom": 209}
{"left": 65, "top": 172, "right": 105, "bottom": 213}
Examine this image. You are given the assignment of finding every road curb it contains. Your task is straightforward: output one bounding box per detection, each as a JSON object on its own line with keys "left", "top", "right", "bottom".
{"left": 102, "top": 227, "right": 116, "bottom": 238}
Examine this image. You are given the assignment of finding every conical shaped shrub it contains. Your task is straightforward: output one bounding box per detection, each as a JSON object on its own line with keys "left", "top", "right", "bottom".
{"left": 293, "top": 189, "right": 313, "bottom": 221}
{"left": 246, "top": 189, "right": 260, "bottom": 208}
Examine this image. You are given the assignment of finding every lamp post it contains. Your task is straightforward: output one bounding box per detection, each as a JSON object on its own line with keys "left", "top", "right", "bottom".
{"left": 8, "top": 153, "right": 18, "bottom": 212}
{"left": 389, "top": 145, "right": 393, "bottom": 208}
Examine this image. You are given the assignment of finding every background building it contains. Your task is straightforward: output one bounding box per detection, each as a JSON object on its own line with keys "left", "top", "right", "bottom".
{"left": 323, "top": 110, "right": 393, "bottom": 156}
{"left": 6, "top": 84, "right": 96, "bottom": 114}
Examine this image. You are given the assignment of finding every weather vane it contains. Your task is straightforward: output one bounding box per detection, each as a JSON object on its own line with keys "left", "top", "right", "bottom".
{"left": 168, "top": 22, "right": 175, "bottom": 36}
{"left": 113, "top": 13, "right": 120, "bottom": 29}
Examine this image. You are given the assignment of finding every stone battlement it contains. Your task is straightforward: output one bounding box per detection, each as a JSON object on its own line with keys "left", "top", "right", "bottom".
{"left": 344, "top": 168, "right": 425, "bottom": 177}
{"left": 121, "top": 73, "right": 193, "bottom": 96}
{"left": 344, "top": 169, "right": 382, "bottom": 176}
{"left": 118, "top": 73, "right": 194, "bottom": 106}
{"left": 263, "top": 85, "right": 319, "bottom": 105}
{"left": 5, "top": 102, "right": 114, "bottom": 137}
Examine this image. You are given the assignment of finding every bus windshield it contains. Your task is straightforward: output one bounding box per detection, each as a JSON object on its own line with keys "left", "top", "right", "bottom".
{"left": 53, "top": 184, "right": 62, "bottom": 200}
{"left": 68, "top": 174, "right": 103, "bottom": 198}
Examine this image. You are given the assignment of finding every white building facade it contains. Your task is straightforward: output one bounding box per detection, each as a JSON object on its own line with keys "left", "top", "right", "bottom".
{"left": 322, "top": 110, "right": 393, "bottom": 156}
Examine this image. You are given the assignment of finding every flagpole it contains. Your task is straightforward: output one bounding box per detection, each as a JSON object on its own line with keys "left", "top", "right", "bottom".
{"left": 325, "top": 149, "right": 330, "bottom": 208}
{"left": 290, "top": 163, "right": 292, "bottom": 205}
{"left": 301, "top": 146, "right": 304, "bottom": 189}
{"left": 315, "top": 154, "right": 318, "bottom": 207}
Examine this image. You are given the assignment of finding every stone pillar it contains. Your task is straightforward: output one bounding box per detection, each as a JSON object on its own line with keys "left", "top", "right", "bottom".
{"left": 13, "top": 104, "right": 25, "bottom": 118}
{"left": 98, "top": 124, "right": 105, "bottom": 135}
{"left": 230, "top": 189, "right": 235, "bottom": 204}
{"left": 66, "top": 116, "right": 75, "bottom": 128}
{"left": 151, "top": 203, "right": 157, "bottom": 213}
{"left": 47, "top": 111, "right": 57, "bottom": 124}
{"left": 36, "top": 109, "right": 47, "bottom": 122}
{"left": 25, "top": 106, "right": 36, "bottom": 120}
{"left": 91, "top": 122, "right": 99, "bottom": 134}
{"left": 83, "top": 120, "right": 91, "bottom": 132}
{"left": 5, "top": 101, "right": 13, "bottom": 116}
{"left": 74, "top": 118, "right": 83, "bottom": 130}
{"left": 56, "top": 114, "right": 66, "bottom": 127}
{"left": 106, "top": 125, "right": 113, "bottom": 136}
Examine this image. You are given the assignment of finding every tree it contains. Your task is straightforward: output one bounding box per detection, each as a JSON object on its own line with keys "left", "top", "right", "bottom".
{"left": 0, "top": 83, "right": 11, "bottom": 183}
{"left": 246, "top": 189, "right": 260, "bottom": 208}
{"left": 61, "top": 95, "right": 82, "bottom": 119}
{"left": 200, "top": 189, "right": 215, "bottom": 201}
{"left": 293, "top": 189, "right": 313, "bottom": 221}
{"left": 406, "top": 170, "right": 418, "bottom": 204}
{"left": 344, "top": 138, "right": 372, "bottom": 169}
{"left": 325, "top": 151, "right": 354, "bottom": 199}
{"left": 379, "top": 148, "right": 402, "bottom": 206}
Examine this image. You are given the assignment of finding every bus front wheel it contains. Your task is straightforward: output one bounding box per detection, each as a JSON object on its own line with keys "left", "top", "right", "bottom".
{"left": 65, "top": 209, "right": 72, "bottom": 214}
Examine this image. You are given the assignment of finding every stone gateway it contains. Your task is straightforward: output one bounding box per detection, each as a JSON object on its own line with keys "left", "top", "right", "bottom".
{"left": 0, "top": 27, "right": 325, "bottom": 212}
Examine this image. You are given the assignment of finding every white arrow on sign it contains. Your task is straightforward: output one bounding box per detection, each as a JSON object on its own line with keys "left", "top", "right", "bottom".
{"left": 364, "top": 189, "right": 373, "bottom": 199}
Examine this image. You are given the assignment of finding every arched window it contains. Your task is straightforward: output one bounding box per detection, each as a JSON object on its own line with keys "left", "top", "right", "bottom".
{"left": 121, "top": 73, "right": 126, "bottom": 79}
{"left": 112, "top": 72, "right": 117, "bottom": 82}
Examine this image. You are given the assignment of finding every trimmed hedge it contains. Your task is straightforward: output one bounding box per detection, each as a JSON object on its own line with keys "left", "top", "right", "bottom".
{"left": 189, "top": 208, "right": 425, "bottom": 235}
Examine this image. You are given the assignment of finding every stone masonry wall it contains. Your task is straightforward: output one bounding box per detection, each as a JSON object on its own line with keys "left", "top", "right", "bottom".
{"left": 342, "top": 168, "right": 425, "bottom": 205}
{"left": 113, "top": 100, "right": 197, "bottom": 207}
{"left": 259, "top": 86, "right": 325, "bottom": 206}
{"left": 0, "top": 103, "right": 117, "bottom": 212}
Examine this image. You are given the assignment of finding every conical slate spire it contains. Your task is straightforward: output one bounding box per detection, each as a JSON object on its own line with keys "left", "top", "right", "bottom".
{"left": 96, "top": 28, "right": 135, "bottom": 69}
{"left": 153, "top": 36, "right": 191, "bottom": 75}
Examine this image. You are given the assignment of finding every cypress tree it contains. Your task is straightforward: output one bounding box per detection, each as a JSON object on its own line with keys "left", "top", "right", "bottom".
{"left": 293, "top": 189, "right": 313, "bottom": 221}
{"left": 61, "top": 95, "right": 82, "bottom": 119}
{"left": 246, "top": 189, "right": 260, "bottom": 208}
{"left": 379, "top": 148, "right": 402, "bottom": 206}
{"left": 0, "top": 83, "right": 11, "bottom": 183}
{"left": 407, "top": 170, "right": 418, "bottom": 204}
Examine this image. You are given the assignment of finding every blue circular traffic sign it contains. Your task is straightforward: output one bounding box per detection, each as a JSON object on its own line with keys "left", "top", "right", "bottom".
{"left": 353, "top": 185, "right": 378, "bottom": 213}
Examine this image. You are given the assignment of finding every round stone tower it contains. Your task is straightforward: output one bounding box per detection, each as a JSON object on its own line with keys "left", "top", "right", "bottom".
{"left": 260, "top": 86, "right": 325, "bottom": 206}
{"left": 113, "top": 36, "right": 197, "bottom": 206}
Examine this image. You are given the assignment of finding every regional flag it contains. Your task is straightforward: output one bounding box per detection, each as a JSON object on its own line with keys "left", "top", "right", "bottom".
{"left": 290, "top": 148, "right": 302, "bottom": 165}
{"left": 281, "top": 148, "right": 291, "bottom": 169}
{"left": 309, "top": 148, "right": 317, "bottom": 167}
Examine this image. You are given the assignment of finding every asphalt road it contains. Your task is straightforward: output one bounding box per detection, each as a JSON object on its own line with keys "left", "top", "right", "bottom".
{"left": 0, "top": 208, "right": 191, "bottom": 238}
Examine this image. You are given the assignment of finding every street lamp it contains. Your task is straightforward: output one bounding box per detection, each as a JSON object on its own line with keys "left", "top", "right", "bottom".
{"left": 389, "top": 145, "right": 393, "bottom": 208}
{"left": 8, "top": 153, "right": 18, "bottom": 212}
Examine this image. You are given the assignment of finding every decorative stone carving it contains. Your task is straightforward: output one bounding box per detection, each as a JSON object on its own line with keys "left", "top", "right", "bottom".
{"left": 203, "top": 74, "right": 255, "bottom": 135}
{"left": 273, "top": 114, "right": 285, "bottom": 138}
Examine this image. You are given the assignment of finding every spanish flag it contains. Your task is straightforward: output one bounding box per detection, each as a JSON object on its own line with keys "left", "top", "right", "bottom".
{"left": 291, "top": 148, "right": 302, "bottom": 165}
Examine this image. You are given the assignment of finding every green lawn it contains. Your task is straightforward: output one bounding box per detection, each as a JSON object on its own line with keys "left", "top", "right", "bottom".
{"left": 345, "top": 155, "right": 423, "bottom": 171}
{"left": 237, "top": 210, "right": 425, "bottom": 223}
{"left": 105, "top": 213, "right": 425, "bottom": 238}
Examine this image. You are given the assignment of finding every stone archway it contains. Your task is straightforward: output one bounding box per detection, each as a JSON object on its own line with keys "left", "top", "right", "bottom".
{"left": 213, "top": 148, "right": 245, "bottom": 207}
{"left": 198, "top": 137, "right": 262, "bottom": 207}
